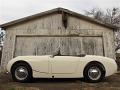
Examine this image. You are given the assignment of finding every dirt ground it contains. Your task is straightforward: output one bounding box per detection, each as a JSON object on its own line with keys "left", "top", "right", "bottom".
{"left": 0, "top": 72, "right": 120, "bottom": 90}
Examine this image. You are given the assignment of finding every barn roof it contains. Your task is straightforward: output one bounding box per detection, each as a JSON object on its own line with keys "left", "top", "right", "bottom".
{"left": 0, "top": 7, "right": 118, "bottom": 29}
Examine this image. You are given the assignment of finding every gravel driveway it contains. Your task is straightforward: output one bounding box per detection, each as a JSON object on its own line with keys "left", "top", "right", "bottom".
{"left": 0, "top": 72, "right": 120, "bottom": 90}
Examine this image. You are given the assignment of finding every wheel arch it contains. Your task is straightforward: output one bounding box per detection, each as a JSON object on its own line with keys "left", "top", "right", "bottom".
{"left": 83, "top": 61, "right": 106, "bottom": 76}
{"left": 10, "top": 60, "right": 33, "bottom": 76}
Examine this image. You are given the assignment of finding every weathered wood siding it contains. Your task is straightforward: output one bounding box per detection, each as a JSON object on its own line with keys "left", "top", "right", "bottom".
{"left": 1, "top": 13, "right": 115, "bottom": 69}
{"left": 14, "top": 36, "right": 103, "bottom": 57}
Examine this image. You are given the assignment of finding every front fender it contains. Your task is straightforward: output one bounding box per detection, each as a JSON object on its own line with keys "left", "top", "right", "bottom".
{"left": 85, "top": 55, "right": 117, "bottom": 76}
{"left": 6, "top": 56, "right": 29, "bottom": 72}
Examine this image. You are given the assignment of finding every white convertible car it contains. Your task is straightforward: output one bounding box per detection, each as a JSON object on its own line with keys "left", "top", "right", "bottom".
{"left": 7, "top": 54, "right": 117, "bottom": 83}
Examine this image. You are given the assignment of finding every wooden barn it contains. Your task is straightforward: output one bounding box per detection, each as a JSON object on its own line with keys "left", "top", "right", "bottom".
{"left": 0, "top": 8, "right": 117, "bottom": 70}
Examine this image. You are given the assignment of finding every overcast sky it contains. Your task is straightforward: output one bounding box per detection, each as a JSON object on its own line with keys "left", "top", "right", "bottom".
{"left": 0, "top": 0, "right": 120, "bottom": 24}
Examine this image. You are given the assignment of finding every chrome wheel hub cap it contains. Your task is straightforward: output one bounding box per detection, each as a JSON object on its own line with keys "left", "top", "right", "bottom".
{"left": 15, "top": 66, "right": 28, "bottom": 80}
{"left": 88, "top": 66, "right": 101, "bottom": 80}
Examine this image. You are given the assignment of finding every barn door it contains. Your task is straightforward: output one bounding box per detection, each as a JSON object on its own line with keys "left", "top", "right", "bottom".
{"left": 14, "top": 36, "right": 104, "bottom": 57}
{"left": 60, "top": 37, "right": 83, "bottom": 55}
{"left": 59, "top": 36, "right": 104, "bottom": 56}
{"left": 14, "top": 37, "right": 60, "bottom": 57}
{"left": 82, "top": 37, "right": 104, "bottom": 56}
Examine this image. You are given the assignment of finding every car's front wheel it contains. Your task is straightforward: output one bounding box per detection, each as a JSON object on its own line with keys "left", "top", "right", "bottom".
{"left": 11, "top": 62, "right": 32, "bottom": 82}
{"left": 84, "top": 62, "right": 105, "bottom": 83}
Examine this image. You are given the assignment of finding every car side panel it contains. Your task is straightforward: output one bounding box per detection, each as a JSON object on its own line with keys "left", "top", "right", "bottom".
{"left": 51, "top": 56, "right": 79, "bottom": 74}
{"left": 77, "top": 55, "right": 117, "bottom": 77}
{"left": 23, "top": 56, "right": 51, "bottom": 78}
{"left": 28, "top": 56, "right": 49, "bottom": 73}
{"left": 7, "top": 56, "right": 51, "bottom": 78}
{"left": 7, "top": 55, "right": 117, "bottom": 78}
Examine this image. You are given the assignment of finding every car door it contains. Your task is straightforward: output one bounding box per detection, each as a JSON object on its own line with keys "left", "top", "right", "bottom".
{"left": 50, "top": 56, "right": 80, "bottom": 74}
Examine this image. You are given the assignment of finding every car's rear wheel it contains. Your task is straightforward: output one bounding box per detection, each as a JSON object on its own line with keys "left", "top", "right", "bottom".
{"left": 84, "top": 62, "right": 105, "bottom": 83}
{"left": 11, "top": 62, "right": 32, "bottom": 82}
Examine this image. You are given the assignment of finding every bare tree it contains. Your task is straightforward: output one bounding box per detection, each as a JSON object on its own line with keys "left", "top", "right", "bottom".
{"left": 105, "top": 8, "right": 120, "bottom": 25}
{"left": 85, "top": 8, "right": 105, "bottom": 22}
{"left": 85, "top": 7, "right": 120, "bottom": 52}
{"left": 85, "top": 8, "right": 120, "bottom": 24}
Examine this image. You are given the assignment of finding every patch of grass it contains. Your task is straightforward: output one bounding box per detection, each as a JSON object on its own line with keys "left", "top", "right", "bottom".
{"left": 8, "top": 87, "right": 16, "bottom": 90}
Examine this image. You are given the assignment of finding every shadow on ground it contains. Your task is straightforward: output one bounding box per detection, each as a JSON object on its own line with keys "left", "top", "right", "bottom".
{"left": 0, "top": 72, "right": 120, "bottom": 90}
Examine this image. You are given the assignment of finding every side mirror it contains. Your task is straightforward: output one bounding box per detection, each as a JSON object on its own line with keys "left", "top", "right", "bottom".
{"left": 50, "top": 55, "right": 54, "bottom": 58}
{"left": 79, "top": 53, "right": 86, "bottom": 57}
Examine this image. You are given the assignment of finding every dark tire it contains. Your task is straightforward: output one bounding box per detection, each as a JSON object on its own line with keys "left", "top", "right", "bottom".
{"left": 83, "top": 62, "right": 105, "bottom": 83}
{"left": 11, "top": 62, "right": 32, "bottom": 82}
